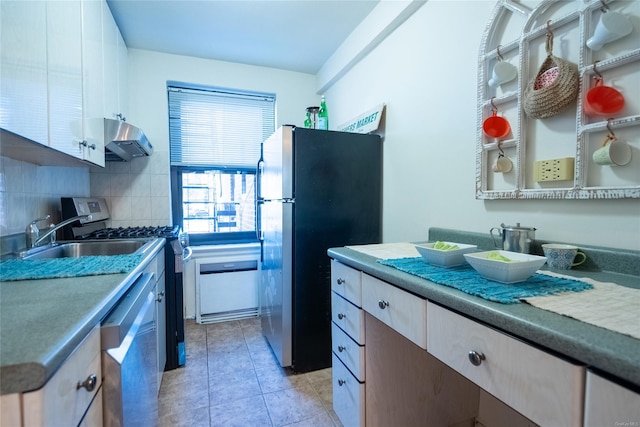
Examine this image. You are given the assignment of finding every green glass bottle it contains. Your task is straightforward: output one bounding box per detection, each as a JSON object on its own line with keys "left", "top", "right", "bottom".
{"left": 318, "top": 96, "right": 329, "bottom": 130}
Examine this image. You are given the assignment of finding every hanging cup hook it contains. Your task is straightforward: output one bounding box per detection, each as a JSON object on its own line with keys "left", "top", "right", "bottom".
{"left": 599, "top": 0, "right": 609, "bottom": 13}
{"left": 497, "top": 140, "right": 505, "bottom": 157}
{"left": 606, "top": 118, "right": 616, "bottom": 140}
{"left": 496, "top": 45, "right": 504, "bottom": 62}
{"left": 592, "top": 60, "right": 603, "bottom": 81}
{"left": 545, "top": 20, "right": 554, "bottom": 55}
{"left": 490, "top": 97, "right": 498, "bottom": 113}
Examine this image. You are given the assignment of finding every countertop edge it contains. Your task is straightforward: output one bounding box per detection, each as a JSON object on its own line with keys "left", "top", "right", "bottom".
{"left": 327, "top": 246, "right": 640, "bottom": 389}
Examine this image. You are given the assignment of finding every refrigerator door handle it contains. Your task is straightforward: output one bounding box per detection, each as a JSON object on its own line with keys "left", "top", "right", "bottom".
{"left": 256, "top": 157, "right": 264, "bottom": 242}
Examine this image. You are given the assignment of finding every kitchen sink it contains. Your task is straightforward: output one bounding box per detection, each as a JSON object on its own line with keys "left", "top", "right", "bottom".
{"left": 19, "top": 239, "right": 154, "bottom": 260}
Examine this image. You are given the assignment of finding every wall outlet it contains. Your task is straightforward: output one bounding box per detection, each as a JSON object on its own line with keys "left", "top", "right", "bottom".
{"left": 534, "top": 157, "right": 575, "bottom": 182}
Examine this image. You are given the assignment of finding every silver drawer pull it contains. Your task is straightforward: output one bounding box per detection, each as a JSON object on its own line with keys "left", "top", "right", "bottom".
{"left": 378, "top": 300, "right": 389, "bottom": 309}
{"left": 156, "top": 290, "right": 165, "bottom": 303}
{"left": 338, "top": 345, "right": 346, "bottom": 352}
{"left": 468, "top": 350, "right": 486, "bottom": 366}
{"left": 337, "top": 313, "right": 346, "bottom": 320}
{"left": 337, "top": 278, "right": 345, "bottom": 285}
{"left": 338, "top": 379, "right": 346, "bottom": 386}
{"left": 77, "top": 374, "right": 97, "bottom": 392}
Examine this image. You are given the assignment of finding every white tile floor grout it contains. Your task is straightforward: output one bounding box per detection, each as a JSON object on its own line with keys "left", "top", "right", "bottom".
{"left": 158, "top": 318, "right": 343, "bottom": 427}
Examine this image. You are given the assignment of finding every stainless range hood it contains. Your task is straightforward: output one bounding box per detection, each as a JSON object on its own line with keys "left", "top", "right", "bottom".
{"left": 104, "top": 118, "right": 153, "bottom": 162}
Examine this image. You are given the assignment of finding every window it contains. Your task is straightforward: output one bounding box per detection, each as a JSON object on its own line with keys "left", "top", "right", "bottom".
{"left": 168, "top": 83, "right": 275, "bottom": 243}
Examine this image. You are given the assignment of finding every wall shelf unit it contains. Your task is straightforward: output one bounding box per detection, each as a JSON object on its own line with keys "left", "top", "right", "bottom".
{"left": 476, "top": 0, "right": 640, "bottom": 199}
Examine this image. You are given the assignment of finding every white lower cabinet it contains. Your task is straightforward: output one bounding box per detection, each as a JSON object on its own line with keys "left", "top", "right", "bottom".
{"left": 584, "top": 370, "right": 640, "bottom": 427}
{"left": 427, "top": 301, "right": 584, "bottom": 427}
{"left": 362, "top": 273, "right": 427, "bottom": 349}
{"left": 331, "top": 261, "right": 365, "bottom": 427}
{"left": 22, "top": 325, "right": 102, "bottom": 426}
{"left": 333, "top": 353, "right": 365, "bottom": 427}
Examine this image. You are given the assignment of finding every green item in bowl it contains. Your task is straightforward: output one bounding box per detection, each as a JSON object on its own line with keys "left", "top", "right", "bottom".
{"left": 433, "top": 241, "right": 460, "bottom": 251}
{"left": 486, "top": 251, "right": 515, "bottom": 262}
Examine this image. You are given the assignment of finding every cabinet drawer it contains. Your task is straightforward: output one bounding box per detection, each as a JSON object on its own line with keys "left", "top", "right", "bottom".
{"left": 332, "top": 291, "right": 365, "bottom": 345}
{"left": 362, "top": 274, "right": 428, "bottom": 349}
{"left": 332, "top": 322, "right": 365, "bottom": 382}
{"left": 584, "top": 370, "right": 640, "bottom": 427}
{"left": 427, "top": 302, "right": 584, "bottom": 427}
{"left": 333, "top": 353, "right": 365, "bottom": 427}
{"left": 23, "top": 325, "right": 102, "bottom": 427}
{"left": 331, "top": 260, "right": 362, "bottom": 307}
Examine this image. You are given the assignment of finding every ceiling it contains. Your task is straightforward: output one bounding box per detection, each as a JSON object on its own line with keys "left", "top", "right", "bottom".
{"left": 106, "top": 0, "right": 380, "bottom": 75}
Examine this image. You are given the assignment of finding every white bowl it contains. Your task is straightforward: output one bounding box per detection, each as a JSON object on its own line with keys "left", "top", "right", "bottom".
{"left": 463, "top": 250, "right": 547, "bottom": 283}
{"left": 415, "top": 242, "right": 478, "bottom": 267}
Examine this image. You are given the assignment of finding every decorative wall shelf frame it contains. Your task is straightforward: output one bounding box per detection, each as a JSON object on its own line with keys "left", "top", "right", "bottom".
{"left": 476, "top": 0, "right": 640, "bottom": 199}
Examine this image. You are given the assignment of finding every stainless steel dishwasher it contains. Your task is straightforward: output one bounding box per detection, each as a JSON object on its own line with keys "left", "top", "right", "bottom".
{"left": 101, "top": 272, "right": 158, "bottom": 427}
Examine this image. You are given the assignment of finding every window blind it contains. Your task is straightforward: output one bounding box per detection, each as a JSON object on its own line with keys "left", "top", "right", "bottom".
{"left": 168, "top": 84, "right": 275, "bottom": 168}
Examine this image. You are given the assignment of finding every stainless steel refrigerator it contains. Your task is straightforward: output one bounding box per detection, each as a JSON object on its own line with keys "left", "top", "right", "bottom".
{"left": 258, "top": 125, "right": 382, "bottom": 373}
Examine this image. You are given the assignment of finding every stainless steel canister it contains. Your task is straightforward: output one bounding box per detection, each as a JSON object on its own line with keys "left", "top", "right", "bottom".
{"left": 490, "top": 223, "right": 536, "bottom": 253}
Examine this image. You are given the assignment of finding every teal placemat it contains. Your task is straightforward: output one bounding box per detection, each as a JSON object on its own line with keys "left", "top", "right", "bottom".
{"left": 0, "top": 254, "right": 144, "bottom": 282}
{"left": 378, "top": 257, "right": 593, "bottom": 304}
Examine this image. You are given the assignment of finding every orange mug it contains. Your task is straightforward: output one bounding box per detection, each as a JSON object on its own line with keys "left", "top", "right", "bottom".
{"left": 483, "top": 110, "right": 511, "bottom": 139}
{"left": 583, "top": 79, "right": 625, "bottom": 116}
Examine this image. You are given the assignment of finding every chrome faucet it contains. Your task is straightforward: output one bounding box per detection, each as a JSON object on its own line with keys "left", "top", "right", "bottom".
{"left": 25, "top": 215, "right": 51, "bottom": 249}
{"left": 29, "top": 214, "right": 92, "bottom": 248}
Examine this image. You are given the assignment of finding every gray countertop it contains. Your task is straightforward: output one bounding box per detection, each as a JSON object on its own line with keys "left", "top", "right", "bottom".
{"left": 327, "top": 244, "right": 640, "bottom": 389}
{"left": 0, "top": 238, "right": 165, "bottom": 395}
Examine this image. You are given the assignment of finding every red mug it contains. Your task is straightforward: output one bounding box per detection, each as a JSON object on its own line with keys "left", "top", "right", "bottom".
{"left": 483, "top": 110, "right": 511, "bottom": 139}
{"left": 583, "top": 79, "right": 625, "bottom": 116}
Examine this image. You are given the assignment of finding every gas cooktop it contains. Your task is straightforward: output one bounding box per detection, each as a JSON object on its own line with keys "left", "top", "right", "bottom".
{"left": 80, "top": 225, "right": 179, "bottom": 240}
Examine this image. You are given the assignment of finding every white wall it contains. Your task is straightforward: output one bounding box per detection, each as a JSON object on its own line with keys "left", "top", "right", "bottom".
{"left": 90, "top": 49, "right": 318, "bottom": 226}
{"left": 323, "top": 0, "right": 640, "bottom": 251}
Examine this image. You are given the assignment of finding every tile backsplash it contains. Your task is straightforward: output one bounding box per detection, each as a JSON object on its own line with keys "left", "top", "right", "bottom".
{"left": 1, "top": 149, "right": 171, "bottom": 245}
{"left": 0, "top": 156, "right": 90, "bottom": 236}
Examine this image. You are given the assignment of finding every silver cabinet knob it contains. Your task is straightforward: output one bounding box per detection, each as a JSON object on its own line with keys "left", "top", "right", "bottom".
{"left": 468, "top": 350, "right": 486, "bottom": 366}
{"left": 77, "top": 374, "right": 97, "bottom": 392}
{"left": 338, "top": 345, "right": 346, "bottom": 352}
{"left": 337, "top": 313, "right": 345, "bottom": 320}
{"left": 378, "top": 300, "right": 389, "bottom": 309}
{"left": 156, "top": 290, "right": 165, "bottom": 302}
{"left": 338, "top": 379, "right": 346, "bottom": 386}
{"left": 336, "top": 278, "right": 345, "bottom": 285}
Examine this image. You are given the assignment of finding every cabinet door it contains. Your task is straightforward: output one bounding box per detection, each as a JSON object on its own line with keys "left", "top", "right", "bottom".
{"left": 102, "top": 2, "right": 119, "bottom": 119}
{"left": 117, "top": 27, "right": 129, "bottom": 118}
{"left": 80, "top": 0, "right": 105, "bottom": 167}
{"left": 0, "top": 0, "right": 48, "bottom": 144}
{"left": 584, "top": 371, "right": 640, "bottom": 427}
{"left": 47, "top": 0, "right": 84, "bottom": 160}
{"left": 23, "top": 326, "right": 102, "bottom": 427}
{"left": 156, "top": 270, "right": 166, "bottom": 393}
{"left": 365, "top": 313, "right": 480, "bottom": 427}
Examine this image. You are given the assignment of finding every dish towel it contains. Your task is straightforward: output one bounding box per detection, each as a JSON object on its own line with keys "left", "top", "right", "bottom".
{"left": 378, "top": 257, "right": 593, "bottom": 304}
{"left": 0, "top": 254, "right": 144, "bottom": 281}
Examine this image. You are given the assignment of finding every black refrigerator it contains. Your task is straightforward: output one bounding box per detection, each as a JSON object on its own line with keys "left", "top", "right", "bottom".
{"left": 258, "top": 125, "right": 382, "bottom": 373}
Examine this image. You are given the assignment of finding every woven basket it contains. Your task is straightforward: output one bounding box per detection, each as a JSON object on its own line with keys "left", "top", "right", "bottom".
{"left": 523, "top": 54, "right": 579, "bottom": 119}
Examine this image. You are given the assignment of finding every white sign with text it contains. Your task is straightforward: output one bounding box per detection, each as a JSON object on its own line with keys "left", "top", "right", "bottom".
{"left": 338, "top": 104, "right": 385, "bottom": 134}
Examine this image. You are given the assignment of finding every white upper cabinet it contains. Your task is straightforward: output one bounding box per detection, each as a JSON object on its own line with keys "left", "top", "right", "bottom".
{"left": 47, "top": 0, "right": 84, "bottom": 160}
{"left": 102, "top": 2, "right": 128, "bottom": 121}
{"left": 81, "top": 0, "right": 106, "bottom": 167}
{"left": 0, "top": 1, "right": 48, "bottom": 145}
{"left": 0, "top": 0, "right": 126, "bottom": 167}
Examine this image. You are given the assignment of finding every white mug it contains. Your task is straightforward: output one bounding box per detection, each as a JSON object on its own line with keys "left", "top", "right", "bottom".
{"left": 492, "top": 156, "right": 513, "bottom": 173}
{"left": 488, "top": 62, "right": 517, "bottom": 88}
{"left": 587, "top": 11, "right": 633, "bottom": 51}
{"left": 593, "top": 137, "right": 631, "bottom": 166}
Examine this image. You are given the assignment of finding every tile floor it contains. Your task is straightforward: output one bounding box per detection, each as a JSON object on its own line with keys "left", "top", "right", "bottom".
{"left": 158, "top": 317, "right": 343, "bottom": 427}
